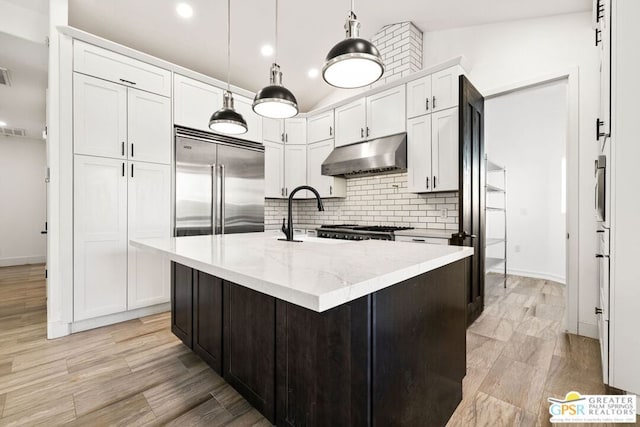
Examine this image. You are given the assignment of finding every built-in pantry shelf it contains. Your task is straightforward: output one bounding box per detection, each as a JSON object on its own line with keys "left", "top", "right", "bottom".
{"left": 485, "top": 156, "right": 507, "bottom": 288}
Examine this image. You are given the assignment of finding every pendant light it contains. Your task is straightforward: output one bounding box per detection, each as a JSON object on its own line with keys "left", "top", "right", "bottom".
{"left": 252, "top": 0, "right": 299, "bottom": 119}
{"left": 322, "top": 0, "right": 384, "bottom": 89}
{"left": 209, "top": 0, "right": 247, "bottom": 135}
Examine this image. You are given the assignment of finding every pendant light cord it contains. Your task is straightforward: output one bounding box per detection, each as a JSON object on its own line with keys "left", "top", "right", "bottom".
{"left": 275, "top": 0, "right": 278, "bottom": 64}
{"left": 227, "top": 0, "right": 231, "bottom": 92}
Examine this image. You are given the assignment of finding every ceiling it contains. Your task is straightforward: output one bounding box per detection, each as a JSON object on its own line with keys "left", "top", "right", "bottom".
{"left": 71, "top": 0, "right": 590, "bottom": 112}
{"left": 0, "top": 31, "right": 48, "bottom": 140}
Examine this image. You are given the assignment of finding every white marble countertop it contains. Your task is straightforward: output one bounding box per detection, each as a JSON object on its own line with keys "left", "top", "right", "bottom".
{"left": 131, "top": 231, "right": 473, "bottom": 312}
{"left": 394, "top": 228, "right": 455, "bottom": 239}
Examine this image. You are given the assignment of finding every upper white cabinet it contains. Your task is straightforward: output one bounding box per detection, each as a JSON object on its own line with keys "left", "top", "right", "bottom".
{"left": 335, "top": 98, "right": 367, "bottom": 147}
{"left": 431, "top": 66, "right": 461, "bottom": 112}
{"left": 263, "top": 118, "right": 284, "bottom": 143}
{"left": 366, "top": 85, "right": 406, "bottom": 140}
{"left": 431, "top": 108, "right": 459, "bottom": 192}
{"left": 127, "top": 161, "right": 171, "bottom": 310}
{"left": 234, "top": 94, "right": 263, "bottom": 143}
{"left": 74, "top": 73, "right": 171, "bottom": 164}
{"left": 284, "top": 144, "right": 308, "bottom": 198}
{"left": 74, "top": 40, "right": 171, "bottom": 97}
{"left": 264, "top": 140, "right": 285, "bottom": 198}
{"left": 406, "top": 75, "right": 432, "bottom": 119}
{"left": 128, "top": 88, "right": 172, "bottom": 164}
{"left": 307, "top": 110, "right": 335, "bottom": 144}
{"left": 307, "top": 140, "right": 346, "bottom": 198}
{"left": 74, "top": 73, "right": 127, "bottom": 159}
{"left": 407, "top": 115, "right": 432, "bottom": 192}
{"left": 284, "top": 118, "right": 307, "bottom": 144}
{"left": 335, "top": 86, "right": 406, "bottom": 147}
{"left": 74, "top": 155, "right": 128, "bottom": 321}
{"left": 174, "top": 74, "right": 223, "bottom": 132}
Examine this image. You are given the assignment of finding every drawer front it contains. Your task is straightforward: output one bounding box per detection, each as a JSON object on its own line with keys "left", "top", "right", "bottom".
{"left": 395, "top": 235, "right": 449, "bottom": 245}
{"left": 597, "top": 314, "right": 609, "bottom": 384}
{"left": 74, "top": 40, "right": 171, "bottom": 97}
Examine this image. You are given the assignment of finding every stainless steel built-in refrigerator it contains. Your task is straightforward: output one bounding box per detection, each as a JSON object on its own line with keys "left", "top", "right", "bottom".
{"left": 174, "top": 127, "right": 265, "bottom": 237}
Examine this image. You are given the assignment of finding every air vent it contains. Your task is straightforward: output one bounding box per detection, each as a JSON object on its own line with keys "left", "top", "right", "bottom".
{"left": 0, "top": 127, "right": 27, "bottom": 137}
{"left": 0, "top": 68, "right": 10, "bottom": 86}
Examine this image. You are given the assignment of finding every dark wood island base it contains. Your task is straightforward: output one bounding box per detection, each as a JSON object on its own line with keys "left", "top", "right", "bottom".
{"left": 171, "top": 259, "right": 468, "bottom": 426}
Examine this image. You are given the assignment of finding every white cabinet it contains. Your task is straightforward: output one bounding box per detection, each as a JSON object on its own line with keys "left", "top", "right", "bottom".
{"left": 366, "top": 85, "right": 406, "bottom": 139}
{"left": 174, "top": 74, "right": 223, "bottom": 133}
{"left": 74, "top": 155, "right": 128, "bottom": 321}
{"left": 335, "top": 98, "right": 367, "bottom": 147}
{"left": 407, "top": 76, "right": 432, "bottom": 119}
{"left": 73, "top": 40, "right": 172, "bottom": 97}
{"left": 307, "top": 110, "right": 335, "bottom": 143}
{"left": 284, "top": 145, "right": 308, "bottom": 198}
{"left": 597, "top": 0, "right": 611, "bottom": 138}
{"left": 263, "top": 118, "right": 284, "bottom": 143}
{"left": 73, "top": 73, "right": 127, "bottom": 159}
{"left": 284, "top": 118, "right": 307, "bottom": 144}
{"left": 395, "top": 235, "right": 449, "bottom": 245}
{"left": 128, "top": 88, "right": 172, "bottom": 164}
{"left": 234, "top": 94, "right": 263, "bottom": 143}
{"left": 407, "top": 115, "right": 432, "bottom": 192}
{"left": 74, "top": 73, "right": 171, "bottom": 164}
{"left": 335, "top": 87, "right": 405, "bottom": 147}
{"left": 307, "top": 140, "right": 346, "bottom": 198}
{"left": 264, "top": 141, "right": 285, "bottom": 198}
{"left": 127, "top": 162, "right": 171, "bottom": 309}
{"left": 431, "top": 67, "right": 461, "bottom": 112}
{"left": 431, "top": 108, "right": 459, "bottom": 192}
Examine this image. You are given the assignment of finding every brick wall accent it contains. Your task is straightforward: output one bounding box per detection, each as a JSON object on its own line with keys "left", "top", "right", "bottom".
{"left": 371, "top": 22, "right": 423, "bottom": 85}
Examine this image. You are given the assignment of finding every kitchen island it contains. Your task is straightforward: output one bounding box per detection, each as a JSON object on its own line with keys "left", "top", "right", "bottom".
{"left": 131, "top": 231, "right": 473, "bottom": 426}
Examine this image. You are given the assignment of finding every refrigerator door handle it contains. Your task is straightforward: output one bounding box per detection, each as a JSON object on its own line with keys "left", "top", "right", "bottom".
{"left": 211, "top": 163, "right": 218, "bottom": 235}
{"left": 220, "top": 164, "right": 226, "bottom": 234}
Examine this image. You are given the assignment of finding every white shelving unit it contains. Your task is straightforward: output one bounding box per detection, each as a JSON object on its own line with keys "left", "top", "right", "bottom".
{"left": 485, "top": 157, "right": 507, "bottom": 288}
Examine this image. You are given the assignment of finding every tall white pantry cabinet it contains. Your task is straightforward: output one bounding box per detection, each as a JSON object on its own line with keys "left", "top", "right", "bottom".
{"left": 72, "top": 41, "right": 171, "bottom": 323}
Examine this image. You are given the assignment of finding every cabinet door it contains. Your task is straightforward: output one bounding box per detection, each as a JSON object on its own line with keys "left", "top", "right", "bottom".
{"left": 284, "top": 145, "right": 307, "bottom": 198}
{"left": 431, "top": 108, "right": 459, "bottom": 192}
{"left": 234, "top": 94, "right": 263, "bottom": 143}
{"left": 307, "top": 110, "right": 335, "bottom": 143}
{"left": 127, "top": 161, "right": 171, "bottom": 310}
{"left": 407, "top": 115, "right": 432, "bottom": 193}
{"left": 335, "top": 99, "right": 366, "bottom": 147}
{"left": 74, "top": 155, "right": 128, "bottom": 321}
{"left": 128, "top": 88, "right": 172, "bottom": 164}
{"left": 366, "top": 85, "right": 406, "bottom": 139}
{"left": 307, "top": 140, "right": 346, "bottom": 198}
{"left": 264, "top": 141, "right": 285, "bottom": 198}
{"left": 598, "top": 2, "right": 611, "bottom": 137}
{"left": 73, "top": 73, "right": 127, "bottom": 159}
{"left": 406, "top": 76, "right": 432, "bottom": 119}
{"left": 432, "top": 66, "right": 461, "bottom": 112}
{"left": 174, "top": 74, "right": 224, "bottom": 132}
{"left": 194, "top": 271, "right": 223, "bottom": 374}
{"left": 263, "top": 118, "right": 284, "bottom": 143}
{"left": 171, "top": 262, "right": 193, "bottom": 347}
{"left": 284, "top": 118, "right": 307, "bottom": 144}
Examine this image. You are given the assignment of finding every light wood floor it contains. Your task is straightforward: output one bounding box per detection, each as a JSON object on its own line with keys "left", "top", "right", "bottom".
{"left": 0, "top": 265, "right": 635, "bottom": 426}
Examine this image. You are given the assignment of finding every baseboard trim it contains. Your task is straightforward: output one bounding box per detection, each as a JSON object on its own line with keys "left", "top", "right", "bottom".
{"left": 0, "top": 256, "right": 46, "bottom": 267}
{"left": 70, "top": 303, "right": 170, "bottom": 333}
{"left": 578, "top": 321, "right": 598, "bottom": 339}
{"left": 487, "top": 267, "right": 566, "bottom": 285}
{"left": 47, "top": 320, "right": 72, "bottom": 339}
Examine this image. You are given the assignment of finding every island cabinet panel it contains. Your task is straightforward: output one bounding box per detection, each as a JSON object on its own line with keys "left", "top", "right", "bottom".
{"left": 193, "top": 271, "right": 223, "bottom": 374}
{"left": 223, "top": 282, "right": 276, "bottom": 423}
{"left": 275, "top": 297, "right": 371, "bottom": 427}
{"left": 171, "top": 262, "right": 193, "bottom": 347}
{"left": 371, "top": 260, "right": 467, "bottom": 427}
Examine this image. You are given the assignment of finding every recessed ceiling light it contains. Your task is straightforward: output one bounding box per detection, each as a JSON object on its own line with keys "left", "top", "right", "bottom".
{"left": 307, "top": 68, "right": 319, "bottom": 79}
{"left": 261, "top": 45, "right": 274, "bottom": 57}
{"left": 176, "top": 3, "right": 193, "bottom": 19}
{"left": 0, "top": 121, "right": 7, "bottom": 127}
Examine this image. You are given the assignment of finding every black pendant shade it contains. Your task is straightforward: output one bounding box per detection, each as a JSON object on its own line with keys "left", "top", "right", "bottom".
{"left": 253, "top": 63, "right": 299, "bottom": 119}
{"left": 210, "top": 91, "right": 248, "bottom": 135}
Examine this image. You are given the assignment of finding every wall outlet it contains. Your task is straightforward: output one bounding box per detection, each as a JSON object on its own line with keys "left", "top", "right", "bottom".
{"left": 441, "top": 208, "right": 447, "bottom": 218}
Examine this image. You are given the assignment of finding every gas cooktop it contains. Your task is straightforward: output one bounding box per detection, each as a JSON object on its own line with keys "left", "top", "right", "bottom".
{"left": 317, "top": 224, "right": 414, "bottom": 241}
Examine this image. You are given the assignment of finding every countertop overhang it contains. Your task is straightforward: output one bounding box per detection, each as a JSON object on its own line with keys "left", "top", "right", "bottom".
{"left": 131, "top": 231, "right": 473, "bottom": 312}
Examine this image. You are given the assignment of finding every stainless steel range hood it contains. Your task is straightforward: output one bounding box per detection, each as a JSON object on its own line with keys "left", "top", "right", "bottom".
{"left": 321, "top": 132, "right": 407, "bottom": 178}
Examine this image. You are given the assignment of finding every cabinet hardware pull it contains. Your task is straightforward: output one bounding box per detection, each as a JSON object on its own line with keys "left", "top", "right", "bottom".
{"left": 330, "top": 185, "right": 333, "bottom": 195}
{"left": 281, "top": 133, "right": 285, "bottom": 143}
{"left": 281, "top": 187, "right": 284, "bottom": 197}
{"left": 596, "top": 0, "right": 605, "bottom": 22}
{"left": 285, "top": 133, "right": 288, "bottom": 143}
{"left": 285, "top": 187, "right": 288, "bottom": 197}
{"left": 595, "top": 28, "right": 602, "bottom": 46}
{"left": 596, "top": 230, "right": 605, "bottom": 233}
{"left": 426, "top": 177, "right": 429, "bottom": 189}
{"left": 131, "top": 163, "right": 134, "bottom": 178}
{"left": 361, "top": 128, "right": 364, "bottom": 138}
{"left": 433, "top": 176, "right": 437, "bottom": 188}
{"left": 122, "top": 162, "right": 125, "bottom": 176}
{"left": 119, "top": 78, "right": 137, "bottom": 85}
{"left": 131, "top": 143, "right": 134, "bottom": 157}
{"left": 595, "top": 254, "right": 608, "bottom": 258}
{"left": 596, "top": 118, "right": 606, "bottom": 140}
{"left": 366, "top": 127, "right": 370, "bottom": 137}
{"left": 595, "top": 307, "right": 603, "bottom": 315}
{"left": 426, "top": 98, "right": 429, "bottom": 111}
{"left": 412, "top": 239, "right": 426, "bottom": 242}
{"left": 121, "top": 141, "right": 125, "bottom": 156}
{"left": 432, "top": 96, "right": 437, "bottom": 109}
{"left": 329, "top": 126, "right": 333, "bottom": 136}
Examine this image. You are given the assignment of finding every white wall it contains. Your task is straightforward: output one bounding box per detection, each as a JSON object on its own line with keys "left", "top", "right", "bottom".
{"left": 485, "top": 80, "right": 568, "bottom": 283}
{"left": 0, "top": 136, "right": 47, "bottom": 266}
